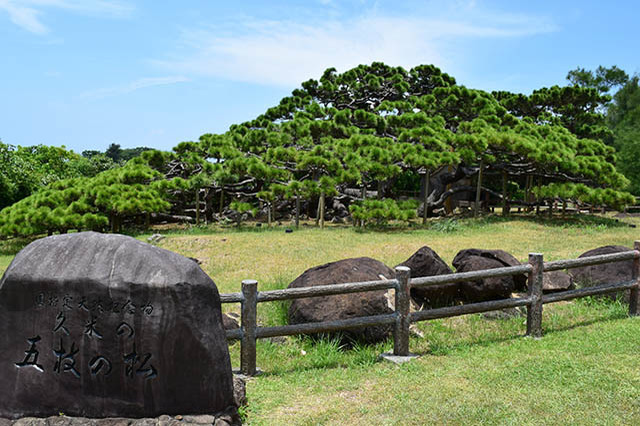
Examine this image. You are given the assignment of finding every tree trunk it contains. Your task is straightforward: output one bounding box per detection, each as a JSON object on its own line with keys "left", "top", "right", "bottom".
{"left": 377, "top": 180, "right": 383, "bottom": 199}
{"left": 219, "top": 190, "right": 224, "bottom": 215}
{"left": 272, "top": 201, "right": 276, "bottom": 225}
{"left": 362, "top": 185, "right": 367, "bottom": 200}
{"left": 475, "top": 161, "right": 483, "bottom": 218}
{"left": 267, "top": 202, "right": 272, "bottom": 226}
{"left": 195, "top": 188, "right": 200, "bottom": 225}
{"left": 295, "top": 194, "right": 300, "bottom": 229}
{"left": 145, "top": 212, "right": 150, "bottom": 230}
{"left": 501, "top": 170, "right": 508, "bottom": 217}
{"left": 536, "top": 178, "right": 541, "bottom": 215}
{"left": 203, "top": 188, "right": 210, "bottom": 224}
{"left": 524, "top": 175, "right": 531, "bottom": 212}
{"left": 319, "top": 191, "right": 325, "bottom": 229}
{"left": 423, "top": 170, "right": 431, "bottom": 224}
{"left": 444, "top": 165, "right": 454, "bottom": 215}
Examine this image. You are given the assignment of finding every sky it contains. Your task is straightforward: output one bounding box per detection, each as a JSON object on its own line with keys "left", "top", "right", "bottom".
{"left": 1, "top": 0, "right": 639, "bottom": 154}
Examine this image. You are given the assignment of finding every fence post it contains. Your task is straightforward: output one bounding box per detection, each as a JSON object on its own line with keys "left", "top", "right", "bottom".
{"left": 629, "top": 241, "right": 640, "bottom": 316}
{"left": 526, "top": 253, "right": 544, "bottom": 338}
{"left": 241, "top": 279, "right": 258, "bottom": 376}
{"left": 393, "top": 266, "right": 411, "bottom": 356}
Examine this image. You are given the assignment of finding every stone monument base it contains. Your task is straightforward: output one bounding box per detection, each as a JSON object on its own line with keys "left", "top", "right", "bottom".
{"left": 0, "top": 407, "right": 241, "bottom": 426}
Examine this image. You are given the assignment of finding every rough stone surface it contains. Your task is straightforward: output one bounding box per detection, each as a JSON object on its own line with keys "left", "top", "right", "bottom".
{"left": 454, "top": 255, "right": 519, "bottom": 302}
{"left": 0, "top": 409, "right": 241, "bottom": 425}
{"left": 232, "top": 376, "right": 247, "bottom": 409}
{"left": 222, "top": 314, "right": 239, "bottom": 331}
{"left": 331, "top": 199, "right": 349, "bottom": 218}
{"left": 542, "top": 271, "right": 574, "bottom": 293}
{"left": 287, "top": 257, "right": 395, "bottom": 343}
{"left": 0, "top": 232, "right": 235, "bottom": 420}
{"left": 396, "top": 246, "right": 456, "bottom": 308}
{"left": 452, "top": 249, "right": 527, "bottom": 291}
{"left": 571, "top": 245, "right": 633, "bottom": 302}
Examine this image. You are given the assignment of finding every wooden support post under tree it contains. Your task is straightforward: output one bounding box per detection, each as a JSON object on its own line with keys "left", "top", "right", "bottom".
{"left": 271, "top": 201, "right": 276, "bottom": 225}
{"left": 204, "top": 188, "right": 211, "bottom": 224}
{"left": 475, "top": 161, "right": 483, "bottom": 218}
{"left": 319, "top": 191, "right": 325, "bottom": 229}
{"left": 295, "top": 193, "right": 300, "bottom": 229}
{"left": 267, "top": 202, "right": 272, "bottom": 226}
{"left": 195, "top": 188, "right": 200, "bottom": 225}
{"left": 536, "top": 178, "right": 541, "bottom": 215}
{"left": 423, "top": 170, "right": 430, "bottom": 224}
{"left": 219, "top": 190, "right": 224, "bottom": 216}
{"left": 524, "top": 174, "right": 530, "bottom": 210}
{"left": 393, "top": 266, "right": 411, "bottom": 356}
{"left": 241, "top": 279, "right": 258, "bottom": 376}
{"left": 629, "top": 241, "right": 640, "bottom": 316}
{"left": 501, "top": 170, "right": 509, "bottom": 217}
{"left": 526, "top": 253, "right": 544, "bottom": 338}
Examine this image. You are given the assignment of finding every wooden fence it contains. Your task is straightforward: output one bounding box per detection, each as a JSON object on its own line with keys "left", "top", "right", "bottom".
{"left": 221, "top": 242, "right": 640, "bottom": 376}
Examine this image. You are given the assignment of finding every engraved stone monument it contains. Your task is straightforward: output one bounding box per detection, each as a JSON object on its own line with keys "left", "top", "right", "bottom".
{"left": 0, "top": 232, "right": 235, "bottom": 420}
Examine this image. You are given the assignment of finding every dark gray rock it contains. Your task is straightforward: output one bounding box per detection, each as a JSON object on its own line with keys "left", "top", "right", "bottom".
{"left": 542, "top": 271, "right": 574, "bottom": 293}
{"left": 287, "top": 257, "right": 395, "bottom": 343}
{"left": 222, "top": 314, "right": 239, "bottom": 331}
{"left": 455, "top": 255, "right": 518, "bottom": 302}
{"left": 571, "top": 245, "right": 633, "bottom": 302}
{"left": 232, "top": 376, "right": 247, "bottom": 409}
{"left": 0, "top": 232, "right": 235, "bottom": 420}
{"left": 453, "top": 248, "right": 527, "bottom": 291}
{"left": 481, "top": 307, "right": 524, "bottom": 320}
{"left": 0, "top": 410, "right": 242, "bottom": 425}
{"left": 396, "top": 246, "right": 457, "bottom": 308}
{"left": 331, "top": 199, "right": 349, "bottom": 218}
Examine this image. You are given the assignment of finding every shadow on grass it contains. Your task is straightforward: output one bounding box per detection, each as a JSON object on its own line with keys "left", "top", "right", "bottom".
{"left": 244, "top": 300, "right": 630, "bottom": 377}
{"left": 472, "top": 212, "right": 632, "bottom": 229}
{"left": 350, "top": 212, "right": 632, "bottom": 235}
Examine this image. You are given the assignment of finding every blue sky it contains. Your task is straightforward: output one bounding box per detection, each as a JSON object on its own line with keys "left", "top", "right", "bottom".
{"left": 1, "top": 0, "right": 639, "bottom": 154}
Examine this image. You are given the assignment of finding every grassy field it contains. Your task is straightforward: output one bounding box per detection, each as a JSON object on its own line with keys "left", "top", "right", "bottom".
{"left": 1, "top": 214, "right": 640, "bottom": 424}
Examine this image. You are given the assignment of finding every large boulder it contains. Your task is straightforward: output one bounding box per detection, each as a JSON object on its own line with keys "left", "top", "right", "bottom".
{"left": 288, "top": 257, "right": 395, "bottom": 343}
{"left": 455, "top": 256, "right": 515, "bottom": 302}
{"left": 453, "top": 249, "right": 526, "bottom": 302}
{"left": 0, "top": 232, "right": 235, "bottom": 420}
{"left": 396, "top": 246, "right": 457, "bottom": 308}
{"left": 542, "top": 271, "right": 574, "bottom": 293}
{"left": 452, "top": 249, "right": 527, "bottom": 290}
{"left": 571, "top": 245, "right": 633, "bottom": 302}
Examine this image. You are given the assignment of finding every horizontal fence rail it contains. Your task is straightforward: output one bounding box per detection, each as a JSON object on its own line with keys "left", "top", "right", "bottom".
{"left": 222, "top": 241, "right": 640, "bottom": 375}
{"left": 257, "top": 278, "right": 397, "bottom": 302}
{"left": 411, "top": 264, "right": 532, "bottom": 288}
{"left": 543, "top": 250, "right": 639, "bottom": 272}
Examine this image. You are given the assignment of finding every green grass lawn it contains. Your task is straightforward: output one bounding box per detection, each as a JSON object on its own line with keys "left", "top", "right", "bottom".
{"left": 1, "top": 214, "right": 640, "bottom": 424}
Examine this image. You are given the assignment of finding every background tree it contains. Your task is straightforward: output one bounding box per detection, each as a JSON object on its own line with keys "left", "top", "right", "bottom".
{"left": 565, "top": 66, "right": 640, "bottom": 195}
{"left": 0, "top": 159, "right": 180, "bottom": 237}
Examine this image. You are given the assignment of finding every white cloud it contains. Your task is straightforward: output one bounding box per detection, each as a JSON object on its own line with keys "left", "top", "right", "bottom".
{"left": 79, "top": 76, "right": 189, "bottom": 100}
{"left": 156, "top": 10, "right": 557, "bottom": 88}
{"left": 0, "top": 0, "right": 132, "bottom": 34}
{"left": 0, "top": 1, "right": 47, "bottom": 33}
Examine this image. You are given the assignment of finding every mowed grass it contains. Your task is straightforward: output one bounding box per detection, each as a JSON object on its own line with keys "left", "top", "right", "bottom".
{"left": 155, "top": 214, "right": 640, "bottom": 295}
{"left": 1, "top": 214, "right": 640, "bottom": 424}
